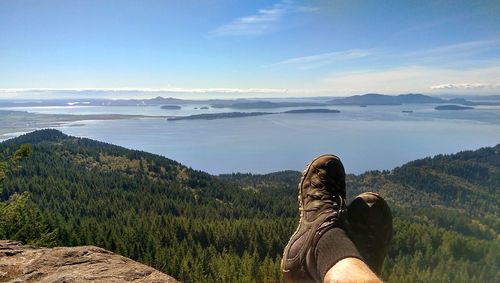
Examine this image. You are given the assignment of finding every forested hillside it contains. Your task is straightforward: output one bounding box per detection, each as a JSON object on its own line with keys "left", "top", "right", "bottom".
{"left": 1, "top": 130, "right": 498, "bottom": 282}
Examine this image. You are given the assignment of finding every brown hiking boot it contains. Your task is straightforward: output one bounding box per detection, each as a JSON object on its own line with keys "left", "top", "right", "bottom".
{"left": 281, "top": 154, "right": 347, "bottom": 282}
{"left": 347, "top": 192, "right": 393, "bottom": 275}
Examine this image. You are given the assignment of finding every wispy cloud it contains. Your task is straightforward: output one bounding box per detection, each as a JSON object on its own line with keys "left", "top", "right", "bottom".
{"left": 0, "top": 87, "right": 288, "bottom": 94}
{"left": 271, "top": 49, "right": 371, "bottom": 70}
{"left": 268, "top": 39, "right": 500, "bottom": 71}
{"left": 321, "top": 66, "right": 500, "bottom": 94}
{"left": 210, "top": 0, "right": 317, "bottom": 37}
{"left": 430, "top": 83, "right": 500, "bottom": 90}
{"left": 392, "top": 13, "right": 472, "bottom": 37}
{"left": 401, "top": 38, "right": 500, "bottom": 63}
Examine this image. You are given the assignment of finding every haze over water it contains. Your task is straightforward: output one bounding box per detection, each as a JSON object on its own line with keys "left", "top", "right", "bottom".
{"left": 4, "top": 103, "right": 498, "bottom": 175}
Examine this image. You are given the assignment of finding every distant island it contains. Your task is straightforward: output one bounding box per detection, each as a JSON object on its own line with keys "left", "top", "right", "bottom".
{"left": 160, "top": 105, "right": 181, "bottom": 110}
{"left": 200, "top": 106, "right": 209, "bottom": 109}
{"left": 168, "top": 108, "right": 341, "bottom": 121}
{"left": 283, "top": 109, "right": 340, "bottom": 114}
{"left": 210, "top": 101, "right": 328, "bottom": 109}
{"left": 3, "top": 93, "right": 498, "bottom": 108}
{"left": 167, "top": 112, "right": 272, "bottom": 121}
{"left": 328, "top": 93, "right": 446, "bottom": 106}
{"left": 435, "top": 105, "right": 474, "bottom": 110}
{"left": 402, "top": 110, "right": 413, "bottom": 113}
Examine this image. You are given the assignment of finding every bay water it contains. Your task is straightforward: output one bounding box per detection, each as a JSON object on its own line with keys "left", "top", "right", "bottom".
{"left": 2, "top": 104, "right": 500, "bottom": 174}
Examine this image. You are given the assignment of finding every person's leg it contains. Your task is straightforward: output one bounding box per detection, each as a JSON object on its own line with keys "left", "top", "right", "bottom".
{"left": 316, "top": 228, "right": 381, "bottom": 282}
{"left": 281, "top": 154, "right": 381, "bottom": 282}
{"left": 347, "top": 192, "right": 393, "bottom": 276}
{"left": 321, "top": 192, "right": 393, "bottom": 282}
{"left": 324, "top": 258, "right": 381, "bottom": 283}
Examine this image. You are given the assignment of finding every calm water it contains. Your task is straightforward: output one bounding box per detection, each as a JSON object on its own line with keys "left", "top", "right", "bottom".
{"left": 2, "top": 104, "right": 500, "bottom": 174}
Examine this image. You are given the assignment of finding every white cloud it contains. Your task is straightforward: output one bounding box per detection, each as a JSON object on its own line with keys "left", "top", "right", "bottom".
{"left": 0, "top": 87, "right": 291, "bottom": 99}
{"left": 430, "top": 83, "right": 500, "bottom": 90}
{"left": 0, "top": 87, "right": 288, "bottom": 94}
{"left": 271, "top": 49, "right": 371, "bottom": 70}
{"left": 210, "top": 0, "right": 317, "bottom": 37}
{"left": 263, "top": 38, "right": 500, "bottom": 94}
{"left": 320, "top": 66, "right": 500, "bottom": 94}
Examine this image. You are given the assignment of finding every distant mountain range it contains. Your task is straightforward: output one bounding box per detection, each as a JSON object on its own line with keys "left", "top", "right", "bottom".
{"left": 213, "top": 93, "right": 500, "bottom": 108}
{"left": 327, "top": 93, "right": 445, "bottom": 105}
{"left": 2, "top": 93, "right": 499, "bottom": 108}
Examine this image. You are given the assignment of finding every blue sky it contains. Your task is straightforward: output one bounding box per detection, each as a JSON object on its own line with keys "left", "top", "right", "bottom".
{"left": 0, "top": 0, "right": 499, "bottom": 98}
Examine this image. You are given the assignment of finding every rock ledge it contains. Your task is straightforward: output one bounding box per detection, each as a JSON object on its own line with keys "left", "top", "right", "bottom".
{"left": 0, "top": 240, "right": 178, "bottom": 282}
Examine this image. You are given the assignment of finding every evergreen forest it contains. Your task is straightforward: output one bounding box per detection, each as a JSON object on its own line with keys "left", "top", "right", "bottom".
{"left": 0, "top": 129, "right": 498, "bottom": 282}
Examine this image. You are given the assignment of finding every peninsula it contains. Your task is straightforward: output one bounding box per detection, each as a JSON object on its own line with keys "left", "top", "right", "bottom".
{"left": 0, "top": 110, "right": 166, "bottom": 138}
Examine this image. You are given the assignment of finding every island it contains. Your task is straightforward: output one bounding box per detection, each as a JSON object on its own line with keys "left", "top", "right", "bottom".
{"left": 328, "top": 93, "right": 446, "bottom": 105}
{"left": 283, "top": 109, "right": 340, "bottom": 114}
{"left": 4, "top": 94, "right": 498, "bottom": 109}
{"left": 160, "top": 105, "right": 181, "bottom": 110}
{"left": 200, "top": 106, "right": 209, "bottom": 109}
{"left": 210, "top": 101, "right": 328, "bottom": 109}
{"left": 168, "top": 108, "right": 341, "bottom": 121}
{"left": 5, "top": 94, "right": 497, "bottom": 110}
{"left": 167, "top": 112, "right": 272, "bottom": 121}
{"left": 435, "top": 105, "right": 474, "bottom": 111}
{"left": 402, "top": 110, "right": 413, "bottom": 113}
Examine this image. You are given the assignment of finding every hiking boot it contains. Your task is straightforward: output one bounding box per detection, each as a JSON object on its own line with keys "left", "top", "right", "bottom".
{"left": 281, "top": 154, "right": 347, "bottom": 282}
{"left": 347, "top": 192, "right": 393, "bottom": 275}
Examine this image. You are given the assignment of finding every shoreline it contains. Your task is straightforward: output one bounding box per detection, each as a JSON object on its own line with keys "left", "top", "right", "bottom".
{"left": 0, "top": 110, "right": 168, "bottom": 140}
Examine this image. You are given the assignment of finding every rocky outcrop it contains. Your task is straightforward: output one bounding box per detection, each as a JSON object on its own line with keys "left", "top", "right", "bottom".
{"left": 0, "top": 240, "right": 178, "bottom": 283}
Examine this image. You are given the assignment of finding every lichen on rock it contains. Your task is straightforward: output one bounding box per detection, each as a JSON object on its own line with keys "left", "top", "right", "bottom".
{"left": 0, "top": 240, "right": 178, "bottom": 282}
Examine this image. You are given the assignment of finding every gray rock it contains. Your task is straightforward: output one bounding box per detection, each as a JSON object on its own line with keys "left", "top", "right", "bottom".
{"left": 0, "top": 240, "right": 178, "bottom": 283}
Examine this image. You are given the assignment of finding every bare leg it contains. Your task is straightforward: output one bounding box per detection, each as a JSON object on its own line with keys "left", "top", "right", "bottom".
{"left": 324, "top": 257, "right": 381, "bottom": 283}
{"left": 281, "top": 155, "right": 390, "bottom": 283}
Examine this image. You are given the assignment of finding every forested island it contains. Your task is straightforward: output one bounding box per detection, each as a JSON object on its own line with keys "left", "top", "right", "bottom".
{"left": 0, "top": 129, "right": 498, "bottom": 282}
{"left": 167, "top": 112, "right": 272, "bottom": 120}
{"left": 160, "top": 105, "right": 182, "bottom": 110}
{"left": 435, "top": 105, "right": 474, "bottom": 110}
{"left": 210, "top": 101, "right": 328, "bottom": 109}
{"left": 328, "top": 93, "right": 446, "bottom": 105}
{"left": 168, "top": 109, "right": 341, "bottom": 121}
{"left": 2, "top": 93, "right": 497, "bottom": 108}
{"left": 283, "top": 109, "right": 340, "bottom": 114}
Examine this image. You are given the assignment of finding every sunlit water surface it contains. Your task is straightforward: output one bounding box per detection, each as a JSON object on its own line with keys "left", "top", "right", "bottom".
{"left": 2, "top": 104, "right": 500, "bottom": 174}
